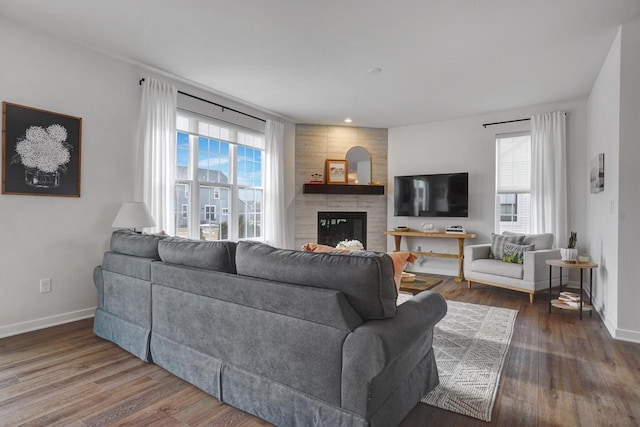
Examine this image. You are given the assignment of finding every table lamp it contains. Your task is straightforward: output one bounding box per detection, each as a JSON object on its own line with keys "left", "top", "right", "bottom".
{"left": 111, "top": 201, "right": 156, "bottom": 232}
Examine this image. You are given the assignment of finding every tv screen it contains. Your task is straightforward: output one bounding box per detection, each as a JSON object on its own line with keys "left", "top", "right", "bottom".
{"left": 394, "top": 173, "right": 469, "bottom": 217}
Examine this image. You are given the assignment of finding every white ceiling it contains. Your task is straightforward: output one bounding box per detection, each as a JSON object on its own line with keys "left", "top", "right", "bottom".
{"left": 1, "top": 0, "right": 639, "bottom": 128}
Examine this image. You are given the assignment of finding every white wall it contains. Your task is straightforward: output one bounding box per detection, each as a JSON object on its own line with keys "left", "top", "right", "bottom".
{"left": 616, "top": 18, "right": 640, "bottom": 340}
{"left": 388, "top": 99, "right": 588, "bottom": 277}
{"left": 0, "top": 17, "right": 296, "bottom": 337}
{"left": 0, "top": 17, "right": 140, "bottom": 336}
{"left": 586, "top": 18, "right": 640, "bottom": 343}
{"left": 586, "top": 29, "right": 621, "bottom": 336}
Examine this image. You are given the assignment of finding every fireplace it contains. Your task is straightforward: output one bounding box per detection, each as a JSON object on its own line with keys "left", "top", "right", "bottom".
{"left": 317, "top": 212, "right": 367, "bottom": 249}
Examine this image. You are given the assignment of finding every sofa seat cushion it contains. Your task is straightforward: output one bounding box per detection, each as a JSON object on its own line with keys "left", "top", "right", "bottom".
{"left": 471, "top": 259, "right": 523, "bottom": 279}
{"left": 158, "top": 237, "right": 236, "bottom": 273}
{"left": 110, "top": 229, "right": 167, "bottom": 259}
{"left": 236, "top": 241, "right": 397, "bottom": 320}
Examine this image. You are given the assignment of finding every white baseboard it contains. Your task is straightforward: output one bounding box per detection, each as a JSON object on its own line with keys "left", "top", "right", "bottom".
{"left": 613, "top": 327, "right": 640, "bottom": 343}
{"left": 563, "top": 285, "right": 640, "bottom": 344}
{"left": 0, "top": 307, "right": 96, "bottom": 339}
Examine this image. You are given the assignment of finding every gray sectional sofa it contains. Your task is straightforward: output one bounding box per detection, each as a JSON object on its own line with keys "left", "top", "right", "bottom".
{"left": 93, "top": 230, "right": 447, "bottom": 426}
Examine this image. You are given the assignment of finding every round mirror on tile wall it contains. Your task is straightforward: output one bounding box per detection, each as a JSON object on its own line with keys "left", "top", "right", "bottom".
{"left": 346, "top": 146, "right": 371, "bottom": 185}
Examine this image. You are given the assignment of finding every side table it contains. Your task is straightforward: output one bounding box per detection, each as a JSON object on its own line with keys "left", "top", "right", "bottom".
{"left": 546, "top": 259, "right": 598, "bottom": 320}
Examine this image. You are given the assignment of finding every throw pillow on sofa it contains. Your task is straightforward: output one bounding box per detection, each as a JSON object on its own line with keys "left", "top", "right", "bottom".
{"left": 301, "top": 243, "right": 416, "bottom": 289}
{"left": 502, "top": 231, "right": 554, "bottom": 250}
{"left": 489, "top": 233, "right": 525, "bottom": 259}
{"left": 501, "top": 242, "right": 535, "bottom": 264}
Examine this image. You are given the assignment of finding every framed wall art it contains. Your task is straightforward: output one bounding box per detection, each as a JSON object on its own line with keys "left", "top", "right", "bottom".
{"left": 590, "top": 152, "right": 604, "bottom": 193}
{"left": 326, "top": 159, "right": 348, "bottom": 184}
{"left": 2, "top": 102, "right": 82, "bottom": 197}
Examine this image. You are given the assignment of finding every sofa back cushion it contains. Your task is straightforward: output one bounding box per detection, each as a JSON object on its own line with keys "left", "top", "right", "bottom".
{"left": 503, "top": 231, "right": 554, "bottom": 250}
{"left": 158, "top": 237, "right": 237, "bottom": 273}
{"left": 236, "top": 241, "right": 397, "bottom": 320}
{"left": 110, "top": 229, "right": 166, "bottom": 260}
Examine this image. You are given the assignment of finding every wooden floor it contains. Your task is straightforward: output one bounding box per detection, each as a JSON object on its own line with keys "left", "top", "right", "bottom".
{"left": 1, "top": 279, "right": 640, "bottom": 426}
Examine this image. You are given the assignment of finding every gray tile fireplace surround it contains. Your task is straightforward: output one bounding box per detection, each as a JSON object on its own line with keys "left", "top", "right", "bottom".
{"left": 295, "top": 125, "right": 388, "bottom": 251}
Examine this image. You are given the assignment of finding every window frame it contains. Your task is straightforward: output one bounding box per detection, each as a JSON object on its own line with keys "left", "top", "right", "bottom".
{"left": 175, "top": 111, "right": 265, "bottom": 242}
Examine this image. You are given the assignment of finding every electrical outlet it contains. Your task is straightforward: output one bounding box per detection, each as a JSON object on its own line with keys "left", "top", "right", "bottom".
{"left": 40, "top": 278, "right": 52, "bottom": 293}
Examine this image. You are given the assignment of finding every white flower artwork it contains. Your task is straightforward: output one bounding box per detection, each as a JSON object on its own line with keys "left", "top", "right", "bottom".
{"left": 2, "top": 102, "right": 82, "bottom": 197}
{"left": 13, "top": 124, "right": 71, "bottom": 188}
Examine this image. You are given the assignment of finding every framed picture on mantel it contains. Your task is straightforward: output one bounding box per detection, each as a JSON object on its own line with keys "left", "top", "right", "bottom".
{"left": 326, "top": 159, "right": 348, "bottom": 184}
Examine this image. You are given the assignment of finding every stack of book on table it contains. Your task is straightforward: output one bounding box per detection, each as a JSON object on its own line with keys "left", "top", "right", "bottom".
{"left": 558, "top": 291, "right": 583, "bottom": 307}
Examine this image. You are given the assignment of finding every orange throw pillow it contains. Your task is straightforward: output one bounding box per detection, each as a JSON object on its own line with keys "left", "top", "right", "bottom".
{"left": 301, "top": 243, "right": 416, "bottom": 290}
{"left": 301, "top": 243, "right": 351, "bottom": 253}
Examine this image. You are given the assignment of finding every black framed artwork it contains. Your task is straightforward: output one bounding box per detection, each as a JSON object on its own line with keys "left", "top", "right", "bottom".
{"left": 2, "top": 102, "right": 82, "bottom": 197}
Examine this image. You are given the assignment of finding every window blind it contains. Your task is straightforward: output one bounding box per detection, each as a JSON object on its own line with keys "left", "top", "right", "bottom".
{"left": 496, "top": 132, "right": 531, "bottom": 194}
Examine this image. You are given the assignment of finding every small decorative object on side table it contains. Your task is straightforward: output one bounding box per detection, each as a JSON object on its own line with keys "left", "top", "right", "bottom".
{"left": 546, "top": 259, "right": 598, "bottom": 320}
{"left": 560, "top": 231, "right": 578, "bottom": 263}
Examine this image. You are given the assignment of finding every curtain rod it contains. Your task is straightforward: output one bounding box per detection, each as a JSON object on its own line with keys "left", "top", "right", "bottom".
{"left": 482, "top": 118, "right": 530, "bottom": 128}
{"left": 482, "top": 112, "right": 567, "bottom": 128}
{"left": 139, "top": 78, "right": 266, "bottom": 123}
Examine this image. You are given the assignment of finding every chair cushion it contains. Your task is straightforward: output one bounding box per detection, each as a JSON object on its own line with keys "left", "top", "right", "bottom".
{"left": 471, "top": 259, "right": 523, "bottom": 279}
{"left": 489, "top": 233, "right": 524, "bottom": 259}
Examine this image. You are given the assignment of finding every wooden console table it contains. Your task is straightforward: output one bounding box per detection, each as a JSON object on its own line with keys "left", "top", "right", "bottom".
{"left": 384, "top": 230, "right": 476, "bottom": 282}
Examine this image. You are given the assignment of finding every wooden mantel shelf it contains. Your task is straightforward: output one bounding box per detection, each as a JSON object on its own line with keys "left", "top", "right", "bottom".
{"left": 303, "top": 183, "right": 385, "bottom": 195}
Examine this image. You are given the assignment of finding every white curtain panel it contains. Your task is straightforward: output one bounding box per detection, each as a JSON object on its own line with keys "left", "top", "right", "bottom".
{"left": 264, "top": 119, "right": 286, "bottom": 248}
{"left": 137, "top": 77, "right": 177, "bottom": 235}
{"left": 530, "top": 111, "right": 567, "bottom": 246}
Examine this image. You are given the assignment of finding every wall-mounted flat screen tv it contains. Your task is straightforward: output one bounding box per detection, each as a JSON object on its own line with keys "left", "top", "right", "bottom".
{"left": 394, "top": 173, "right": 469, "bottom": 217}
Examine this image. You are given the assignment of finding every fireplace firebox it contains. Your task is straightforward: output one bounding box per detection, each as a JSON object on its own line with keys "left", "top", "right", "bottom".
{"left": 317, "top": 212, "right": 367, "bottom": 249}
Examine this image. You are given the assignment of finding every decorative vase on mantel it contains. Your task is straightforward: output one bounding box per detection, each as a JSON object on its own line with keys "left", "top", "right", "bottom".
{"left": 560, "top": 231, "right": 578, "bottom": 262}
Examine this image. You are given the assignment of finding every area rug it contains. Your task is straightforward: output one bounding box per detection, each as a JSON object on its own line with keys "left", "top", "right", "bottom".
{"left": 398, "top": 296, "right": 518, "bottom": 421}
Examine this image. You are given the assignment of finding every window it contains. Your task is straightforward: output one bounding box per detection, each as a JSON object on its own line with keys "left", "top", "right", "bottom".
{"left": 499, "top": 194, "right": 517, "bottom": 222}
{"left": 175, "top": 112, "right": 264, "bottom": 241}
{"left": 496, "top": 132, "right": 531, "bottom": 234}
{"left": 181, "top": 204, "right": 188, "bottom": 219}
{"left": 204, "top": 205, "right": 216, "bottom": 221}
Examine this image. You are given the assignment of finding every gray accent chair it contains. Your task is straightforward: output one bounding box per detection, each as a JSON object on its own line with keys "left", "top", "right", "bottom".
{"left": 94, "top": 234, "right": 447, "bottom": 426}
{"left": 464, "top": 232, "right": 568, "bottom": 302}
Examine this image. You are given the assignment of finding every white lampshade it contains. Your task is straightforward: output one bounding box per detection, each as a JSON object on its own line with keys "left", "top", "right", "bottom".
{"left": 111, "top": 202, "right": 156, "bottom": 230}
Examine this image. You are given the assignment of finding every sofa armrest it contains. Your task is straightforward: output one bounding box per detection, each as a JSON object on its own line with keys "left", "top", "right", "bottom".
{"left": 522, "top": 249, "right": 563, "bottom": 282}
{"left": 94, "top": 265, "right": 104, "bottom": 309}
{"left": 464, "top": 244, "right": 491, "bottom": 271}
{"left": 341, "top": 291, "right": 447, "bottom": 416}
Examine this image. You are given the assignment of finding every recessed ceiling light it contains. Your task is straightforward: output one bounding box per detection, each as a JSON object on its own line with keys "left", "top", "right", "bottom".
{"left": 344, "top": 118, "right": 353, "bottom": 123}
{"left": 368, "top": 66, "right": 382, "bottom": 74}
